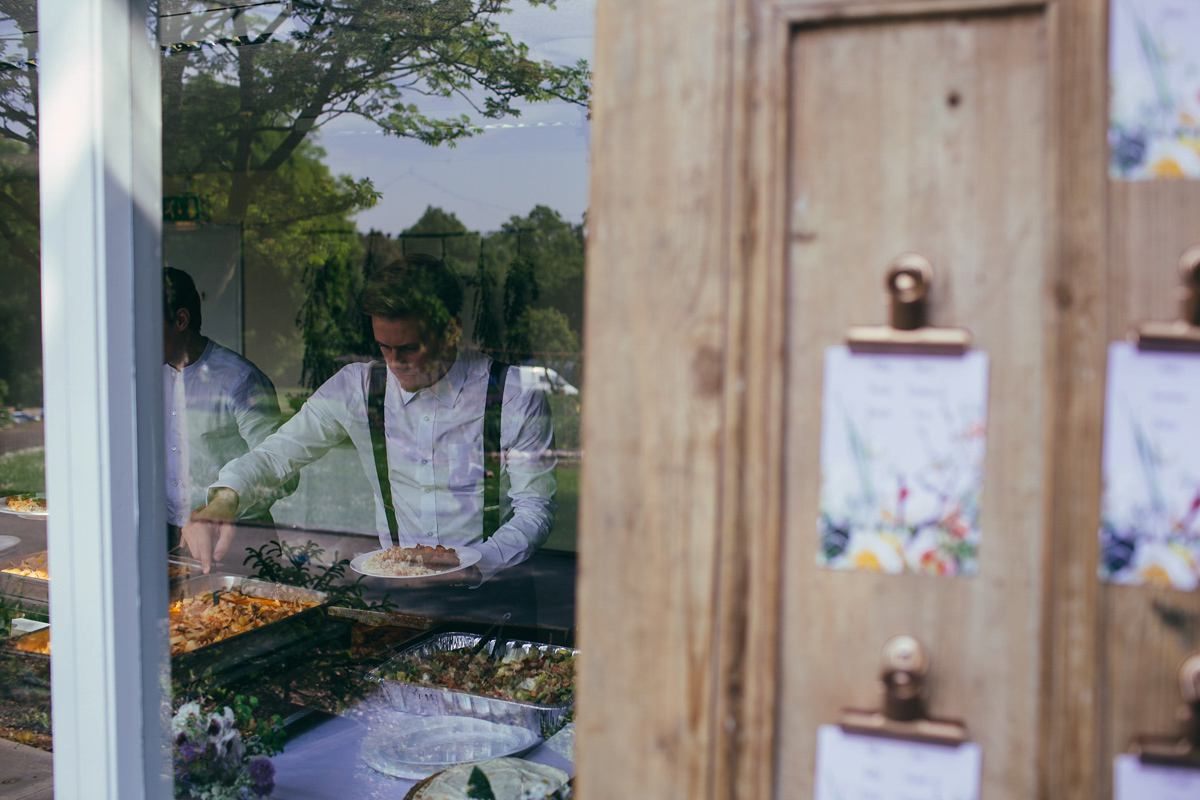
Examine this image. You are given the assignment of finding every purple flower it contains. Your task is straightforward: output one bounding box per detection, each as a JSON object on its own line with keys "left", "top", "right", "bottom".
{"left": 175, "top": 739, "right": 200, "bottom": 766}
{"left": 248, "top": 756, "right": 275, "bottom": 796}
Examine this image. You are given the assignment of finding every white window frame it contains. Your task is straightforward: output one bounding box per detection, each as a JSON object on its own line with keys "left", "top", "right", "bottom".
{"left": 38, "top": 0, "right": 170, "bottom": 796}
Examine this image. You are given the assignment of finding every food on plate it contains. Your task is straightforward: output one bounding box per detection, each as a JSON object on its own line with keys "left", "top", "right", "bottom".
{"left": 6, "top": 493, "right": 46, "bottom": 513}
{"left": 2, "top": 553, "right": 49, "bottom": 580}
{"left": 167, "top": 563, "right": 192, "bottom": 580}
{"left": 363, "top": 544, "right": 460, "bottom": 576}
{"left": 168, "top": 590, "right": 316, "bottom": 656}
{"left": 403, "top": 758, "right": 570, "bottom": 800}
{"left": 380, "top": 646, "right": 575, "bottom": 705}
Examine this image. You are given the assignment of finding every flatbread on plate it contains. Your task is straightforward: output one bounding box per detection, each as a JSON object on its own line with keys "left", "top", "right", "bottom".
{"left": 403, "top": 757, "right": 569, "bottom": 800}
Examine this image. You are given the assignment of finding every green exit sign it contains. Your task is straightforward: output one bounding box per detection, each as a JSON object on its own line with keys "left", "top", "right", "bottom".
{"left": 163, "top": 195, "right": 201, "bottom": 222}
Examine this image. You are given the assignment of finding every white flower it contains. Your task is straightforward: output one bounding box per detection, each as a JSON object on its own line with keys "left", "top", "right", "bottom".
{"left": 1141, "top": 137, "right": 1200, "bottom": 179}
{"left": 1131, "top": 542, "right": 1198, "bottom": 590}
{"left": 172, "top": 701, "right": 204, "bottom": 738}
{"left": 208, "top": 708, "right": 245, "bottom": 769}
{"left": 837, "top": 530, "right": 906, "bottom": 573}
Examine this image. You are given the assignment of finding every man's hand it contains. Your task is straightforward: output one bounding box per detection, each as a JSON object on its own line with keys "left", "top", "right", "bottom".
{"left": 181, "top": 488, "right": 239, "bottom": 574}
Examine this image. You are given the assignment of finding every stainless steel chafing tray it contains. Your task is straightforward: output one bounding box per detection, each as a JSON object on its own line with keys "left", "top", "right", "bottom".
{"left": 0, "top": 551, "right": 209, "bottom": 609}
{"left": 0, "top": 550, "right": 49, "bottom": 606}
{"left": 167, "top": 555, "right": 205, "bottom": 582}
{"left": 366, "top": 630, "right": 576, "bottom": 738}
{"left": 171, "top": 576, "right": 335, "bottom": 687}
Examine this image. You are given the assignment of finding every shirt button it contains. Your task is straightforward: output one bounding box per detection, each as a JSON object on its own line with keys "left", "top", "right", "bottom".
{"left": 421, "top": 459, "right": 428, "bottom": 465}
{"left": 424, "top": 488, "right": 432, "bottom": 493}
{"left": 171, "top": 446, "right": 177, "bottom": 451}
{"left": 171, "top": 410, "right": 177, "bottom": 416}
{"left": 172, "top": 481, "right": 178, "bottom": 486}
{"left": 427, "top": 532, "right": 434, "bottom": 537}
{"left": 423, "top": 415, "right": 430, "bottom": 421}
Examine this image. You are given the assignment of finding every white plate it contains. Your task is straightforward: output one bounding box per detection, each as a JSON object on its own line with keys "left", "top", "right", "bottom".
{"left": 359, "top": 715, "right": 539, "bottom": 780}
{"left": 349, "top": 544, "right": 481, "bottom": 579}
{"left": 0, "top": 496, "right": 47, "bottom": 520}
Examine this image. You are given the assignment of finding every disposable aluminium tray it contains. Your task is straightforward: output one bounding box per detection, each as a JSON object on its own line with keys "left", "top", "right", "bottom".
{"left": 171, "top": 575, "right": 333, "bottom": 686}
{"left": 366, "top": 630, "right": 576, "bottom": 739}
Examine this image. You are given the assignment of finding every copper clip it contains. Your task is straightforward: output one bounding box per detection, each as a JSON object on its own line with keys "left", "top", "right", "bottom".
{"left": 846, "top": 254, "right": 971, "bottom": 355}
{"left": 1131, "top": 653, "right": 1200, "bottom": 768}
{"left": 838, "top": 635, "right": 969, "bottom": 746}
{"left": 1133, "top": 244, "right": 1200, "bottom": 352}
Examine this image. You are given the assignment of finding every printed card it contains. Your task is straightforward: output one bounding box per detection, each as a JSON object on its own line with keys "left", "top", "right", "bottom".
{"left": 814, "top": 725, "right": 982, "bottom": 800}
{"left": 818, "top": 347, "right": 990, "bottom": 577}
{"left": 1114, "top": 754, "right": 1200, "bottom": 799}
{"left": 1100, "top": 342, "right": 1200, "bottom": 589}
{"left": 1109, "top": 0, "right": 1200, "bottom": 180}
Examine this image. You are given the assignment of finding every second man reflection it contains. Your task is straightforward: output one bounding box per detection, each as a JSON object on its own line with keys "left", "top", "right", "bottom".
{"left": 163, "top": 267, "right": 289, "bottom": 548}
{"left": 181, "top": 255, "right": 557, "bottom": 585}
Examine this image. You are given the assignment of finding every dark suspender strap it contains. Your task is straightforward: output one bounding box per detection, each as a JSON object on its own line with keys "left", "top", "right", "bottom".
{"left": 483, "top": 359, "right": 509, "bottom": 539}
{"left": 367, "top": 362, "right": 399, "bottom": 540}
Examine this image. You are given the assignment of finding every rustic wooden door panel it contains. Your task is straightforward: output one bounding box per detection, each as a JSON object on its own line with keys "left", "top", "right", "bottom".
{"left": 1101, "top": 182, "right": 1200, "bottom": 798}
{"left": 779, "top": 11, "right": 1048, "bottom": 798}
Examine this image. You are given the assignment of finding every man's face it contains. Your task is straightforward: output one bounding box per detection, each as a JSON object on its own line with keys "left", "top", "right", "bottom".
{"left": 372, "top": 315, "right": 459, "bottom": 392}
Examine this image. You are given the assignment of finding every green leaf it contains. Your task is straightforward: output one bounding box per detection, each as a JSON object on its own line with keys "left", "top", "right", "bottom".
{"left": 466, "top": 766, "right": 496, "bottom": 800}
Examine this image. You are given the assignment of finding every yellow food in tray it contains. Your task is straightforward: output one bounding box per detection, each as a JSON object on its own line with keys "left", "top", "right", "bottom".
{"left": 2, "top": 553, "right": 49, "bottom": 580}
{"left": 12, "top": 628, "right": 50, "bottom": 655}
{"left": 168, "top": 591, "right": 317, "bottom": 656}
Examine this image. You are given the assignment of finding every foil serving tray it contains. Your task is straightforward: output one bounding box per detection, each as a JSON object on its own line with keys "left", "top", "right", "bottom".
{"left": 171, "top": 576, "right": 335, "bottom": 687}
{"left": 366, "top": 630, "right": 576, "bottom": 738}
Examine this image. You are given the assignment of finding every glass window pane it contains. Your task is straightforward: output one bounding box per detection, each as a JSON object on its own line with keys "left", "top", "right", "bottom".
{"left": 0, "top": 0, "right": 51, "bottom": 783}
{"left": 161, "top": 2, "right": 589, "bottom": 795}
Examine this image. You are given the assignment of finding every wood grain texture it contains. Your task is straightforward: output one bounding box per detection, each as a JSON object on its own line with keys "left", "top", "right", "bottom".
{"left": 1099, "top": 181, "right": 1200, "bottom": 799}
{"left": 777, "top": 11, "right": 1050, "bottom": 799}
{"left": 575, "top": 0, "right": 739, "bottom": 797}
{"left": 710, "top": 3, "right": 792, "bottom": 799}
{"left": 1038, "top": 0, "right": 1109, "bottom": 798}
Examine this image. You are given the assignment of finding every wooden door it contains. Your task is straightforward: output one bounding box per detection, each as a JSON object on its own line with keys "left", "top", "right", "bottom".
{"left": 579, "top": 0, "right": 1111, "bottom": 798}
{"left": 780, "top": 7, "right": 1050, "bottom": 797}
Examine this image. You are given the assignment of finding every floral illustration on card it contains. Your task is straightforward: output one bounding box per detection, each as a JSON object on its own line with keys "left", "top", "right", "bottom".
{"left": 817, "top": 349, "right": 989, "bottom": 578}
{"left": 1109, "top": 0, "right": 1200, "bottom": 180}
{"left": 1099, "top": 349, "right": 1200, "bottom": 589}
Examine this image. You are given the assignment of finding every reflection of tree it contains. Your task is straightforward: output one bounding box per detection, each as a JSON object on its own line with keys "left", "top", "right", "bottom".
{"left": 296, "top": 202, "right": 586, "bottom": 391}
{"left": 0, "top": 13, "right": 41, "bottom": 406}
{"left": 161, "top": 1, "right": 590, "bottom": 388}
{"left": 162, "top": 0, "right": 590, "bottom": 220}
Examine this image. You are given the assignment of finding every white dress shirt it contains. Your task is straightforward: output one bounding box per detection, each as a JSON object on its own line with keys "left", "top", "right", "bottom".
{"left": 164, "top": 365, "right": 191, "bottom": 526}
{"left": 165, "top": 339, "right": 283, "bottom": 524}
{"left": 214, "top": 348, "right": 557, "bottom": 577}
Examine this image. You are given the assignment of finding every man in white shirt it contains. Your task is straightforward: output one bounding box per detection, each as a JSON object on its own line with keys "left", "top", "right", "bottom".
{"left": 164, "top": 268, "right": 287, "bottom": 545}
{"left": 182, "top": 255, "right": 557, "bottom": 584}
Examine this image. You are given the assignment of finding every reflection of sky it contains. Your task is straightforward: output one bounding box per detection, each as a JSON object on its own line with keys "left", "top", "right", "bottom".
{"left": 6, "top": 1, "right": 594, "bottom": 233}
{"left": 318, "top": 0, "right": 595, "bottom": 235}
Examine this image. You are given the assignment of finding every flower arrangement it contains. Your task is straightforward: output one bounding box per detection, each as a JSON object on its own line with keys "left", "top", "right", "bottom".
{"left": 172, "top": 701, "right": 277, "bottom": 799}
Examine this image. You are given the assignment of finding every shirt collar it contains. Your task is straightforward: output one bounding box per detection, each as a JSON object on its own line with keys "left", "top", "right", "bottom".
{"left": 392, "top": 350, "right": 466, "bottom": 409}
{"left": 182, "top": 339, "right": 214, "bottom": 375}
